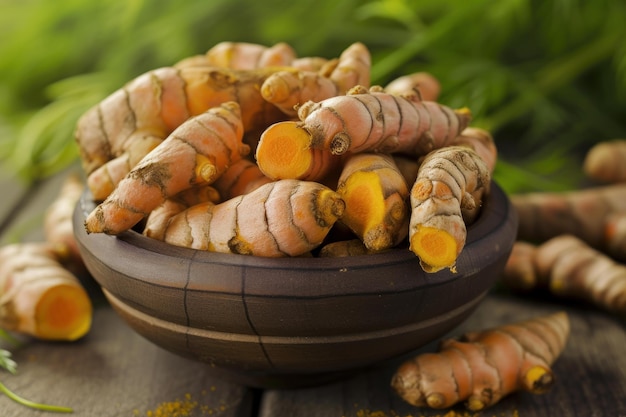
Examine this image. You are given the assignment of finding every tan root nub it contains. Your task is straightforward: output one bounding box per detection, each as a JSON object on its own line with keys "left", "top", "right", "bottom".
{"left": 409, "top": 146, "right": 491, "bottom": 273}
{"left": 391, "top": 312, "right": 570, "bottom": 411}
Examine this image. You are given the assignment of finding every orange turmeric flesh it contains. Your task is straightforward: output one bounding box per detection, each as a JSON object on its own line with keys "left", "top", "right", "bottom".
{"left": 410, "top": 226, "right": 458, "bottom": 272}
{"left": 256, "top": 121, "right": 339, "bottom": 181}
{"left": 36, "top": 284, "right": 92, "bottom": 341}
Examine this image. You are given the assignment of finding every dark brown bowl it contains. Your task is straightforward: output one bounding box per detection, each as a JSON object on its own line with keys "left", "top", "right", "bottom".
{"left": 73, "top": 181, "right": 517, "bottom": 388}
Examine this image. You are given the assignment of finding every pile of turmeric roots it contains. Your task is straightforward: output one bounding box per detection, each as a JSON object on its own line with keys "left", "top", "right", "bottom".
{"left": 76, "top": 41, "right": 497, "bottom": 274}
{"left": 5, "top": 40, "right": 626, "bottom": 413}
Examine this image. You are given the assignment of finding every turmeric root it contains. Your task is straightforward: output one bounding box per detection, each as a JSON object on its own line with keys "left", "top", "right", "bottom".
{"left": 84, "top": 101, "right": 248, "bottom": 235}
{"left": 296, "top": 86, "right": 471, "bottom": 156}
{"left": 260, "top": 42, "right": 371, "bottom": 117}
{"left": 502, "top": 235, "right": 626, "bottom": 315}
{"left": 583, "top": 139, "right": 626, "bottom": 183}
{"left": 511, "top": 183, "right": 626, "bottom": 258}
{"left": 0, "top": 243, "right": 92, "bottom": 341}
{"left": 143, "top": 185, "right": 221, "bottom": 241}
{"left": 384, "top": 71, "right": 441, "bottom": 102}
{"left": 409, "top": 146, "right": 491, "bottom": 273}
{"left": 451, "top": 127, "right": 498, "bottom": 173}
{"left": 392, "top": 312, "right": 570, "bottom": 411}
{"left": 318, "top": 239, "right": 372, "bottom": 258}
{"left": 204, "top": 41, "right": 297, "bottom": 70}
{"left": 44, "top": 173, "right": 85, "bottom": 267}
{"left": 336, "top": 153, "right": 409, "bottom": 251}
{"left": 76, "top": 65, "right": 287, "bottom": 198}
{"left": 255, "top": 121, "right": 342, "bottom": 181}
{"left": 160, "top": 179, "right": 345, "bottom": 257}
{"left": 211, "top": 158, "right": 273, "bottom": 200}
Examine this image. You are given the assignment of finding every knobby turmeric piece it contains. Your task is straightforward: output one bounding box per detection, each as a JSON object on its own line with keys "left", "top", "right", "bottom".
{"left": 143, "top": 185, "right": 221, "bottom": 241}
{"left": 384, "top": 71, "right": 441, "bottom": 102}
{"left": 85, "top": 102, "right": 248, "bottom": 235}
{"left": 583, "top": 139, "right": 626, "bottom": 184}
{"left": 409, "top": 146, "right": 491, "bottom": 273}
{"left": 297, "top": 86, "right": 471, "bottom": 156}
{"left": 336, "top": 153, "right": 409, "bottom": 251}
{"left": 392, "top": 312, "right": 570, "bottom": 411}
{"left": 511, "top": 183, "right": 626, "bottom": 260}
{"left": 0, "top": 243, "right": 92, "bottom": 341}
{"left": 43, "top": 173, "right": 85, "bottom": 267}
{"left": 211, "top": 158, "right": 273, "bottom": 200}
{"left": 161, "top": 179, "right": 345, "bottom": 257}
{"left": 502, "top": 235, "right": 626, "bottom": 315}
{"left": 260, "top": 42, "right": 371, "bottom": 117}
{"left": 204, "top": 41, "right": 297, "bottom": 70}
{"left": 76, "top": 65, "right": 288, "bottom": 199}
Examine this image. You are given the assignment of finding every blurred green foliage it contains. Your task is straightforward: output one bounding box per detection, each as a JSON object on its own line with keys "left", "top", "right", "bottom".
{"left": 1, "top": 0, "right": 625, "bottom": 192}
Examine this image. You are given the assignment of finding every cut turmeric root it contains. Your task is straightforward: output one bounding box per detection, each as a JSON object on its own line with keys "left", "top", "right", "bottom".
{"left": 84, "top": 101, "right": 248, "bottom": 235}
{"left": 409, "top": 146, "right": 491, "bottom": 273}
{"left": 502, "top": 235, "right": 626, "bottom": 315}
{"left": 392, "top": 312, "right": 570, "bottom": 411}
{"left": 296, "top": 86, "right": 471, "bottom": 156}
{"left": 255, "top": 121, "right": 342, "bottom": 181}
{"left": 161, "top": 179, "right": 345, "bottom": 257}
{"left": 336, "top": 152, "right": 410, "bottom": 251}
{"left": 0, "top": 243, "right": 92, "bottom": 341}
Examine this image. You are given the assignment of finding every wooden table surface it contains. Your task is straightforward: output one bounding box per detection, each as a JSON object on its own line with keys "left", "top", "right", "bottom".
{"left": 1, "top": 166, "right": 625, "bottom": 417}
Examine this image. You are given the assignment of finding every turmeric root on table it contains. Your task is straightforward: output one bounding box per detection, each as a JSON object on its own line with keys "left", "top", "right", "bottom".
{"left": 502, "top": 235, "right": 626, "bottom": 315}
{"left": 583, "top": 139, "right": 626, "bottom": 183}
{"left": 76, "top": 65, "right": 287, "bottom": 200}
{"left": 335, "top": 152, "right": 409, "bottom": 251}
{"left": 296, "top": 85, "right": 471, "bottom": 156}
{"left": 44, "top": 173, "right": 85, "bottom": 267}
{"left": 84, "top": 101, "right": 248, "bottom": 235}
{"left": 0, "top": 242, "right": 92, "bottom": 341}
{"left": 160, "top": 179, "right": 345, "bottom": 257}
{"left": 511, "top": 183, "right": 626, "bottom": 260}
{"left": 409, "top": 146, "right": 491, "bottom": 273}
{"left": 392, "top": 312, "right": 570, "bottom": 411}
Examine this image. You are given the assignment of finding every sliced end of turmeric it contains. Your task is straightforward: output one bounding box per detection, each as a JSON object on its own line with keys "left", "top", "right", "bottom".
{"left": 35, "top": 284, "right": 93, "bottom": 341}
{"left": 256, "top": 121, "right": 314, "bottom": 180}
{"left": 339, "top": 171, "right": 385, "bottom": 238}
{"left": 410, "top": 225, "right": 458, "bottom": 273}
{"left": 524, "top": 365, "right": 554, "bottom": 394}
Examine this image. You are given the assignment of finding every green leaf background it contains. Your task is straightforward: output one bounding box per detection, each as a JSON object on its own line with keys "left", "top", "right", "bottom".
{"left": 1, "top": 0, "right": 624, "bottom": 193}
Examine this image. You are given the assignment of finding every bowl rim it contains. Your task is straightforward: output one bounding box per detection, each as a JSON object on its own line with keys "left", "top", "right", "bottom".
{"left": 74, "top": 180, "right": 517, "bottom": 298}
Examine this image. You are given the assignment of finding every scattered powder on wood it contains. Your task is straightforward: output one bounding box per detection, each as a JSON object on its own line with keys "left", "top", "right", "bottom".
{"left": 134, "top": 387, "right": 229, "bottom": 417}
{"left": 349, "top": 408, "right": 521, "bottom": 417}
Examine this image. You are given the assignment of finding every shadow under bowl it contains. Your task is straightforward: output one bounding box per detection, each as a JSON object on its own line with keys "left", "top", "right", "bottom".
{"left": 73, "top": 180, "right": 517, "bottom": 388}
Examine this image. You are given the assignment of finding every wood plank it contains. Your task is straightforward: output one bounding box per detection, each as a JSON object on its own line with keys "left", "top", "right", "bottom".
{"left": 258, "top": 292, "right": 626, "bottom": 417}
{"left": 0, "top": 164, "right": 31, "bottom": 239}
{"left": 1, "top": 306, "right": 256, "bottom": 417}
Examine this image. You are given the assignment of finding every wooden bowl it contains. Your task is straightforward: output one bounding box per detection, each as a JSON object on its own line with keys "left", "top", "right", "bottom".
{"left": 73, "top": 181, "right": 517, "bottom": 388}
